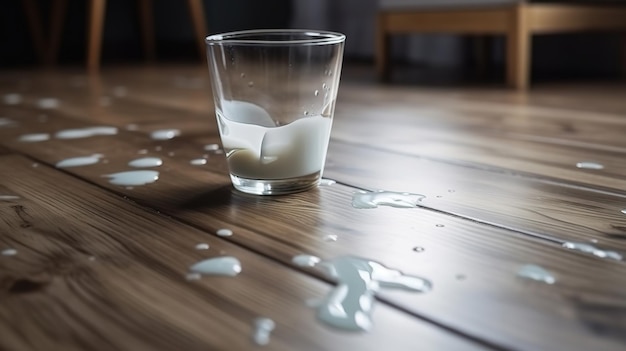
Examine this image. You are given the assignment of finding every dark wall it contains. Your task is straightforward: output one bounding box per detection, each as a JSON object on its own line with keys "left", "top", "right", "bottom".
{"left": 0, "top": 0, "right": 292, "bottom": 67}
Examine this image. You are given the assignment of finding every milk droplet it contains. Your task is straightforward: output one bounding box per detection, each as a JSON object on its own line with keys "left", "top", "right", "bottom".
{"left": 195, "top": 243, "right": 210, "bottom": 250}
{"left": 190, "top": 158, "right": 207, "bottom": 165}
{"left": 138, "top": 149, "right": 148, "bottom": 154}
{"left": 412, "top": 246, "right": 425, "bottom": 252}
{"left": 248, "top": 81, "right": 254, "bottom": 87}
{"left": 352, "top": 190, "right": 425, "bottom": 209}
{"left": 155, "top": 146, "right": 162, "bottom": 151}
{"left": 313, "top": 256, "right": 431, "bottom": 331}
{"left": 314, "top": 90, "right": 319, "bottom": 96}
{"left": 240, "top": 73, "right": 246, "bottom": 78}
{"left": 435, "top": 224, "right": 445, "bottom": 228}
{"left": 189, "top": 256, "right": 242, "bottom": 276}
{"left": 112, "top": 86, "right": 128, "bottom": 97}
{"left": 186, "top": 272, "right": 202, "bottom": 281}
{"left": 2, "top": 93, "right": 22, "bottom": 105}
{"left": 19, "top": 133, "right": 50, "bottom": 142}
{"left": 0, "top": 118, "right": 15, "bottom": 127}
{"left": 322, "top": 83, "right": 327, "bottom": 90}
{"left": 31, "top": 163, "right": 39, "bottom": 168}
{"left": 292, "top": 254, "right": 321, "bottom": 267}
{"left": 517, "top": 264, "right": 556, "bottom": 284}
{"left": 0, "top": 195, "right": 20, "bottom": 201}
{"left": 1, "top": 248, "right": 17, "bottom": 256}
{"left": 621, "top": 209, "right": 626, "bottom": 215}
{"left": 128, "top": 157, "right": 163, "bottom": 168}
{"left": 99, "top": 96, "right": 111, "bottom": 106}
{"left": 319, "top": 179, "right": 336, "bottom": 186}
{"left": 562, "top": 242, "right": 622, "bottom": 261}
{"left": 150, "top": 129, "right": 180, "bottom": 140}
{"left": 168, "top": 152, "right": 175, "bottom": 157}
{"left": 37, "top": 98, "right": 59, "bottom": 109}
{"left": 216, "top": 228, "right": 233, "bottom": 237}
{"left": 103, "top": 170, "right": 159, "bottom": 186}
{"left": 252, "top": 317, "right": 276, "bottom": 346}
{"left": 125, "top": 123, "right": 139, "bottom": 131}
{"left": 576, "top": 162, "right": 604, "bottom": 170}
{"left": 56, "top": 154, "right": 104, "bottom": 168}
{"left": 55, "top": 126, "right": 118, "bottom": 139}
{"left": 323, "top": 234, "right": 338, "bottom": 242}
{"left": 204, "top": 144, "right": 220, "bottom": 151}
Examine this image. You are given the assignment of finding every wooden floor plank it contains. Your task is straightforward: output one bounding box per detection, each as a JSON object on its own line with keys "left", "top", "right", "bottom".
{"left": 0, "top": 154, "right": 485, "bottom": 351}
{"left": 1, "top": 111, "right": 625, "bottom": 350}
{"left": 3, "top": 65, "right": 626, "bottom": 351}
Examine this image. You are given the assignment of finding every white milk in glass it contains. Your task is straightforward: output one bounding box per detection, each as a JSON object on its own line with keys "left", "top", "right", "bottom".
{"left": 217, "top": 100, "right": 332, "bottom": 180}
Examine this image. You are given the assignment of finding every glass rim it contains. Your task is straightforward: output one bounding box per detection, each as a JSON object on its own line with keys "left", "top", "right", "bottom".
{"left": 205, "top": 29, "right": 346, "bottom": 46}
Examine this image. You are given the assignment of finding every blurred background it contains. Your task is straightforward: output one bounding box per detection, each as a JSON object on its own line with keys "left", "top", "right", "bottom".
{"left": 0, "top": 0, "right": 623, "bottom": 84}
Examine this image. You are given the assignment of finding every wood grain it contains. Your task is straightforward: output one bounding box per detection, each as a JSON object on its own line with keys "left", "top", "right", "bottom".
{"left": 2, "top": 65, "right": 626, "bottom": 351}
{"left": 0, "top": 154, "right": 485, "bottom": 351}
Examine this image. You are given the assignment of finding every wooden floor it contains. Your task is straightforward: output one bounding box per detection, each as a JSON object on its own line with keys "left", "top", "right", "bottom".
{"left": 1, "top": 63, "right": 626, "bottom": 351}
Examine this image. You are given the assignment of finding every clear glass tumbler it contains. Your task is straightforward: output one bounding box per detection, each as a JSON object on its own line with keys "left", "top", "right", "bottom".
{"left": 205, "top": 29, "right": 345, "bottom": 195}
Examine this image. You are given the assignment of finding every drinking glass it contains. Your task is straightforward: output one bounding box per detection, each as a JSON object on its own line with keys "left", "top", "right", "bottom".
{"left": 206, "top": 29, "right": 345, "bottom": 195}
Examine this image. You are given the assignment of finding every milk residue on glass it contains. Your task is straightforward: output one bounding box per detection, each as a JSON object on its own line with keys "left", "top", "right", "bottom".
{"left": 103, "top": 170, "right": 159, "bottom": 186}
{"left": 19, "top": 133, "right": 50, "bottom": 142}
{"left": 189, "top": 256, "right": 242, "bottom": 277}
{"left": 517, "top": 264, "right": 556, "bottom": 284}
{"left": 128, "top": 157, "right": 163, "bottom": 168}
{"left": 352, "top": 190, "right": 425, "bottom": 209}
{"left": 562, "top": 242, "right": 622, "bottom": 261}
{"left": 302, "top": 255, "right": 431, "bottom": 331}
{"left": 150, "top": 129, "right": 181, "bottom": 140}
{"left": 217, "top": 100, "right": 332, "bottom": 179}
{"left": 621, "top": 209, "right": 626, "bottom": 215}
{"left": 576, "top": 162, "right": 604, "bottom": 170}
{"left": 56, "top": 154, "right": 104, "bottom": 168}
{"left": 55, "top": 126, "right": 118, "bottom": 139}
{"left": 252, "top": 317, "right": 276, "bottom": 346}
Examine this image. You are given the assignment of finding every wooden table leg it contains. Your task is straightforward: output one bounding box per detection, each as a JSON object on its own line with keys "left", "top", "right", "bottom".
{"left": 87, "top": 0, "right": 107, "bottom": 73}
{"left": 506, "top": 3, "right": 530, "bottom": 90}
{"left": 21, "top": 0, "right": 47, "bottom": 64}
{"left": 376, "top": 12, "right": 390, "bottom": 82}
{"left": 137, "top": 0, "right": 156, "bottom": 62}
{"left": 48, "top": 0, "right": 68, "bottom": 66}
{"left": 186, "top": 0, "right": 208, "bottom": 62}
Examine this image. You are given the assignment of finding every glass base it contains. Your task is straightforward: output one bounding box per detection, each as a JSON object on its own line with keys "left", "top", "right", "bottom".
{"left": 230, "top": 172, "right": 320, "bottom": 195}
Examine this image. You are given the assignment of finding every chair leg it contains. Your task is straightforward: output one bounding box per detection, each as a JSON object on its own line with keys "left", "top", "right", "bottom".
{"left": 87, "top": 0, "right": 107, "bottom": 73}
{"left": 137, "top": 0, "right": 156, "bottom": 62}
{"left": 506, "top": 3, "right": 530, "bottom": 90}
{"left": 186, "top": 0, "right": 208, "bottom": 61}
{"left": 22, "top": 0, "right": 46, "bottom": 64}
{"left": 621, "top": 33, "right": 626, "bottom": 80}
{"left": 376, "top": 12, "right": 390, "bottom": 81}
{"left": 48, "top": 0, "right": 68, "bottom": 66}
